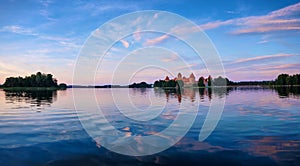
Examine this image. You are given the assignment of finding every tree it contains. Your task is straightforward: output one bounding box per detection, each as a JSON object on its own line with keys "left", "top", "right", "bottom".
{"left": 198, "top": 77, "right": 205, "bottom": 87}
{"left": 275, "top": 74, "right": 289, "bottom": 85}
{"left": 129, "top": 82, "right": 151, "bottom": 88}
{"left": 177, "top": 80, "right": 184, "bottom": 88}
{"left": 154, "top": 80, "right": 162, "bottom": 87}
{"left": 208, "top": 75, "right": 212, "bottom": 86}
{"left": 59, "top": 83, "right": 67, "bottom": 89}
{"left": 2, "top": 72, "right": 60, "bottom": 87}
{"left": 213, "top": 76, "right": 226, "bottom": 86}
{"left": 166, "top": 80, "right": 176, "bottom": 87}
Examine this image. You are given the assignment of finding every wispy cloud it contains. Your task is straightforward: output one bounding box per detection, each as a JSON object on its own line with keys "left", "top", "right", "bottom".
{"left": 259, "top": 63, "right": 300, "bottom": 71}
{"left": 120, "top": 39, "right": 129, "bottom": 48}
{"left": 200, "top": 20, "right": 234, "bottom": 30}
{"left": 0, "top": 25, "right": 38, "bottom": 36}
{"left": 230, "top": 53, "right": 298, "bottom": 64}
{"left": 76, "top": 1, "right": 138, "bottom": 16}
{"left": 39, "top": 0, "right": 53, "bottom": 7}
{"left": 0, "top": 25, "right": 81, "bottom": 50}
{"left": 257, "top": 35, "right": 270, "bottom": 44}
{"left": 225, "top": 62, "right": 300, "bottom": 81}
{"left": 176, "top": 63, "right": 198, "bottom": 70}
{"left": 161, "top": 53, "right": 178, "bottom": 62}
{"left": 133, "top": 28, "right": 142, "bottom": 42}
{"left": 38, "top": 0, "right": 56, "bottom": 21}
{"left": 144, "top": 34, "right": 169, "bottom": 45}
{"left": 200, "top": 2, "right": 300, "bottom": 34}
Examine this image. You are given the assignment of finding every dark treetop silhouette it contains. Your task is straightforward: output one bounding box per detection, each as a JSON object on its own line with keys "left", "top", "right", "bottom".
{"left": 1, "top": 72, "right": 67, "bottom": 89}
{"left": 154, "top": 73, "right": 300, "bottom": 88}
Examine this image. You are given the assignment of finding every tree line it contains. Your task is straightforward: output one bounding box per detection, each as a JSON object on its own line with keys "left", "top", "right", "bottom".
{"left": 129, "top": 82, "right": 152, "bottom": 88}
{"left": 153, "top": 73, "right": 300, "bottom": 88}
{"left": 153, "top": 76, "right": 232, "bottom": 88}
{"left": 271, "top": 74, "right": 300, "bottom": 86}
{"left": 2, "top": 72, "right": 66, "bottom": 88}
{"left": 153, "top": 80, "right": 179, "bottom": 88}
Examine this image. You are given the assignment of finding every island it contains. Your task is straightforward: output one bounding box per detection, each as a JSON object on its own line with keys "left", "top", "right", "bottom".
{"left": 153, "top": 73, "right": 300, "bottom": 88}
{"left": 0, "top": 72, "right": 67, "bottom": 90}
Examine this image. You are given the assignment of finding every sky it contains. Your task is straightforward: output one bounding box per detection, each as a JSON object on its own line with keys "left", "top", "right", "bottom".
{"left": 0, "top": 0, "right": 300, "bottom": 85}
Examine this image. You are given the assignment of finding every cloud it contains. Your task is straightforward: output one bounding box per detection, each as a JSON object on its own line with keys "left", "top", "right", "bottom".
{"left": 176, "top": 63, "right": 197, "bottom": 70}
{"left": 230, "top": 53, "right": 298, "bottom": 64}
{"left": 0, "top": 25, "right": 81, "bottom": 51}
{"left": 133, "top": 27, "right": 141, "bottom": 41}
{"left": 224, "top": 53, "right": 300, "bottom": 81}
{"left": 161, "top": 53, "right": 178, "bottom": 62}
{"left": 168, "top": 22, "right": 207, "bottom": 36}
{"left": 26, "top": 48, "right": 51, "bottom": 55}
{"left": 199, "top": 2, "right": 300, "bottom": 34}
{"left": 39, "top": 0, "right": 53, "bottom": 7}
{"left": 76, "top": 1, "right": 138, "bottom": 16}
{"left": 259, "top": 63, "right": 300, "bottom": 71}
{"left": 120, "top": 39, "right": 129, "bottom": 48}
{"left": 200, "top": 20, "right": 234, "bottom": 30}
{"left": 225, "top": 62, "right": 300, "bottom": 81}
{"left": 0, "top": 25, "right": 38, "bottom": 36}
{"left": 144, "top": 34, "right": 169, "bottom": 45}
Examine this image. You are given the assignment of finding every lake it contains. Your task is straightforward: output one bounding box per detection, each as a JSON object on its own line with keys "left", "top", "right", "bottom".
{"left": 0, "top": 87, "right": 299, "bottom": 166}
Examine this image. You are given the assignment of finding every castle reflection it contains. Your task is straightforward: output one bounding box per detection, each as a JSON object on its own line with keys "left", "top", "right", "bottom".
{"left": 154, "top": 87, "right": 234, "bottom": 103}
{"left": 154, "top": 86, "right": 300, "bottom": 102}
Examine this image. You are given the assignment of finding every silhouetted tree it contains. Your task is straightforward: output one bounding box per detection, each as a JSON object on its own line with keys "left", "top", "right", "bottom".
{"left": 198, "top": 77, "right": 205, "bottom": 87}
{"left": 59, "top": 83, "right": 67, "bottom": 89}
{"left": 213, "top": 76, "right": 227, "bottom": 86}
{"left": 208, "top": 75, "right": 212, "bottom": 86}
{"left": 177, "top": 80, "right": 184, "bottom": 88}
{"left": 166, "top": 80, "right": 176, "bottom": 87}
{"left": 3, "top": 72, "right": 59, "bottom": 87}
{"left": 275, "top": 74, "right": 289, "bottom": 85}
{"left": 129, "top": 82, "right": 151, "bottom": 88}
{"left": 273, "top": 73, "right": 300, "bottom": 86}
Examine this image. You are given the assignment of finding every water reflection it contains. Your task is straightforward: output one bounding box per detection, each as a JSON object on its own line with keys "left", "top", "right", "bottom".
{"left": 244, "top": 135, "right": 300, "bottom": 165}
{"left": 0, "top": 87, "right": 299, "bottom": 165}
{"left": 273, "top": 86, "right": 300, "bottom": 98}
{"left": 4, "top": 89, "right": 57, "bottom": 107}
{"left": 154, "top": 87, "right": 234, "bottom": 103}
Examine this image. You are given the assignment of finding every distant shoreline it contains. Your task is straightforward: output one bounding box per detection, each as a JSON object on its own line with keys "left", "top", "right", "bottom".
{"left": 0, "top": 87, "right": 66, "bottom": 91}
{"left": 0, "top": 85, "right": 299, "bottom": 90}
{"left": 59, "top": 84, "right": 300, "bottom": 88}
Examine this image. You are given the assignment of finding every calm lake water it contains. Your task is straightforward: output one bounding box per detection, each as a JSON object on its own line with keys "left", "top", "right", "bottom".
{"left": 0, "top": 87, "right": 299, "bottom": 166}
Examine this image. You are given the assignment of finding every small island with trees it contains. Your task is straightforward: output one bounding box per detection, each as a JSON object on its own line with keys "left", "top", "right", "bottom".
{"left": 0, "top": 72, "right": 67, "bottom": 90}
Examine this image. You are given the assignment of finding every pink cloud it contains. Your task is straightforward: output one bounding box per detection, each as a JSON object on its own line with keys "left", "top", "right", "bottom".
{"left": 199, "top": 20, "right": 234, "bottom": 30}
{"left": 259, "top": 63, "right": 300, "bottom": 71}
{"left": 144, "top": 34, "right": 169, "bottom": 45}
{"left": 230, "top": 53, "right": 298, "bottom": 64}
{"left": 170, "top": 24, "right": 201, "bottom": 35}
{"left": 120, "top": 39, "right": 129, "bottom": 48}
{"left": 176, "top": 63, "right": 197, "bottom": 70}
{"left": 199, "top": 2, "right": 300, "bottom": 34}
{"left": 133, "top": 27, "right": 141, "bottom": 41}
{"left": 161, "top": 53, "right": 178, "bottom": 62}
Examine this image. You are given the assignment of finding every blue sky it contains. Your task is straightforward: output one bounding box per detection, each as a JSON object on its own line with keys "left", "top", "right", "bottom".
{"left": 0, "top": 0, "right": 300, "bottom": 84}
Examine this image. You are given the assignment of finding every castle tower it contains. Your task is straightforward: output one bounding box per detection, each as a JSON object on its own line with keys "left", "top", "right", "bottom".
{"left": 164, "top": 76, "right": 170, "bottom": 82}
{"left": 189, "top": 73, "right": 195, "bottom": 82}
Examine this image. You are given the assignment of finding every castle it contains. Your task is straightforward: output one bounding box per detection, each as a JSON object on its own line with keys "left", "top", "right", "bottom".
{"left": 164, "top": 73, "right": 211, "bottom": 87}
